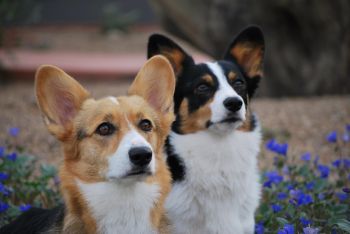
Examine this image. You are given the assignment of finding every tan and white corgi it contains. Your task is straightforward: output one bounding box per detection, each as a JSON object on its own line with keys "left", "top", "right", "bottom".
{"left": 0, "top": 55, "right": 175, "bottom": 234}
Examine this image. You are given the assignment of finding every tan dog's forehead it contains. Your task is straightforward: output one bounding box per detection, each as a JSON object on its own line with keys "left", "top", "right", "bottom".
{"left": 76, "top": 95, "right": 155, "bottom": 133}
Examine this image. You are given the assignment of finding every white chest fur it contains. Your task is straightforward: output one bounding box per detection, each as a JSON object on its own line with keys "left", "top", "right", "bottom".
{"left": 166, "top": 128, "right": 261, "bottom": 234}
{"left": 77, "top": 180, "right": 160, "bottom": 234}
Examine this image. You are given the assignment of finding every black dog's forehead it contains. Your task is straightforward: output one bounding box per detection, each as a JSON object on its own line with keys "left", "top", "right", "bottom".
{"left": 216, "top": 60, "right": 245, "bottom": 79}
{"left": 180, "top": 63, "right": 218, "bottom": 84}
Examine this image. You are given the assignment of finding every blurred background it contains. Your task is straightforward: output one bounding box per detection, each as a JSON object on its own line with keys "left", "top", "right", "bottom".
{"left": 0, "top": 0, "right": 349, "bottom": 166}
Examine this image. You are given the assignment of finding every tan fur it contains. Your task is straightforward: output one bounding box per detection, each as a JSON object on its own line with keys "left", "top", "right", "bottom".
{"left": 178, "top": 98, "right": 212, "bottom": 134}
{"left": 230, "top": 42, "right": 264, "bottom": 78}
{"left": 158, "top": 47, "right": 185, "bottom": 76}
{"left": 228, "top": 71, "right": 237, "bottom": 83}
{"left": 35, "top": 55, "right": 175, "bottom": 233}
{"left": 202, "top": 74, "right": 214, "bottom": 86}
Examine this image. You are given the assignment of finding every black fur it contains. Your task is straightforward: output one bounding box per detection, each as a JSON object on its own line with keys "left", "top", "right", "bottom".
{"left": 0, "top": 205, "right": 65, "bottom": 234}
{"left": 165, "top": 137, "right": 186, "bottom": 182}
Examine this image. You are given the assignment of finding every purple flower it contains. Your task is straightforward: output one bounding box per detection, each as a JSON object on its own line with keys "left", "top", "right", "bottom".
{"left": 265, "top": 139, "right": 288, "bottom": 156}
{"left": 332, "top": 159, "right": 341, "bottom": 168}
{"left": 343, "top": 159, "right": 350, "bottom": 169}
{"left": 343, "top": 188, "right": 350, "bottom": 193}
{"left": 318, "top": 193, "right": 325, "bottom": 200}
{"left": 286, "top": 184, "right": 294, "bottom": 191}
{"left": 301, "top": 152, "right": 311, "bottom": 162}
{"left": 346, "top": 124, "right": 350, "bottom": 132}
{"left": 272, "top": 204, "right": 282, "bottom": 213}
{"left": 0, "top": 202, "right": 9, "bottom": 213}
{"left": 0, "top": 183, "right": 10, "bottom": 196}
{"left": 282, "top": 165, "right": 289, "bottom": 175}
{"left": 266, "top": 139, "right": 277, "bottom": 151}
{"left": 326, "top": 131, "right": 337, "bottom": 143}
{"left": 317, "top": 164, "right": 330, "bottom": 178}
{"left": 263, "top": 180, "right": 272, "bottom": 188}
{"left": 343, "top": 133, "right": 350, "bottom": 143}
{"left": 306, "top": 181, "right": 315, "bottom": 191}
{"left": 278, "top": 224, "right": 295, "bottom": 234}
{"left": 303, "top": 227, "right": 319, "bottom": 234}
{"left": 290, "top": 190, "right": 313, "bottom": 206}
{"left": 19, "top": 204, "right": 32, "bottom": 212}
{"left": 300, "top": 217, "right": 311, "bottom": 227}
{"left": 264, "top": 171, "right": 283, "bottom": 187}
{"left": 278, "top": 143, "right": 288, "bottom": 156}
{"left": 8, "top": 127, "right": 20, "bottom": 137}
{"left": 336, "top": 192, "right": 348, "bottom": 202}
{"left": 0, "top": 147, "right": 4, "bottom": 157}
{"left": 0, "top": 172, "right": 9, "bottom": 181}
{"left": 7, "top": 152, "right": 17, "bottom": 161}
{"left": 255, "top": 222, "right": 264, "bottom": 234}
{"left": 277, "top": 192, "right": 288, "bottom": 200}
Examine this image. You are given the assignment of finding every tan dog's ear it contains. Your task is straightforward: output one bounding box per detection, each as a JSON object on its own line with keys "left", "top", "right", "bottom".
{"left": 224, "top": 26, "right": 265, "bottom": 79}
{"left": 35, "top": 65, "right": 90, "bottom": 139}
{"left": 128, "top": 55, "right": 175, "bottom": 114}
{"left": 147, "top": 34, "right": 194, "bottom": 76}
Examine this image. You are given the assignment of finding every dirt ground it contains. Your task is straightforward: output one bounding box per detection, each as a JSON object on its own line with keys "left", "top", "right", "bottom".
{"left": 0, "top": 81, "right": 349, "bottom": 169}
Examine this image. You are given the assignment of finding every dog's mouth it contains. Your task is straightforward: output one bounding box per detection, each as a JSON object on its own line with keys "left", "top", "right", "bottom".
{"left": 124, "top": 167, "right": 152, "bottom": 178}
{"left": 219, "top": 115, "right": 242, "bottom": 124}
{"left": 206, "top": 115, "right": 242, "bottom": 127}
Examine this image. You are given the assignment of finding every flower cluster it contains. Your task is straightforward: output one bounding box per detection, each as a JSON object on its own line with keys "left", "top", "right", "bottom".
{"left": 256, "top": 125, "right": 350, "bottom": 233}
{"left": 0, "top": 128, "right": 60, "bottom": 226}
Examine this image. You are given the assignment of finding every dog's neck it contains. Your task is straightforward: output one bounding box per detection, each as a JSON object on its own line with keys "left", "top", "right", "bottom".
{"left": 59, "top": 165, "right": 161, "bottom": 234}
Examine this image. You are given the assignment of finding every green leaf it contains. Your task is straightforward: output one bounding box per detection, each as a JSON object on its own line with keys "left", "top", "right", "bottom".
{"left": 276, "top": 217, "right": 289, "bottom": 225}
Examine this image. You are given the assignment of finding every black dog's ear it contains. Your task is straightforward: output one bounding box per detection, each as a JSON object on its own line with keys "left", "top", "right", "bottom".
{"left": 224, "top": 26, "right": 264, "bottom": 80}
{"left": 148, "top": 34, "right": 194, "bottom": 76}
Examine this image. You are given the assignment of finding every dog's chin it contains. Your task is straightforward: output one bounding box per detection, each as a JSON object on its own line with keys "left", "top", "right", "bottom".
{"left": 207, "top": 116, "right": 244, "bottom": 135}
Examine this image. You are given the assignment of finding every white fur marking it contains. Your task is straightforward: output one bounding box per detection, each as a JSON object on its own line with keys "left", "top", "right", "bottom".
{"left": 166, "top": 124, "right": 261, "bottom": 234}
{"left": 106, "top": 129, "right": 155, "bottom": 180}
{"left": 206, "top": 62, "right": 246, "bottom": 126}
{"left": 108, "top": 96, "right": 119, "bottom": 105}
{"left": 77, "top": 180, "right": 160, "bottom": 234}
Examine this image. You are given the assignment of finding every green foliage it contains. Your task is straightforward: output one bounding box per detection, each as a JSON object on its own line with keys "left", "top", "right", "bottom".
{"left": 256, "top": 127, "right": 350, "bottom": 233}
{"left": 0, "top": 128, "right": 60, "bottom": 226}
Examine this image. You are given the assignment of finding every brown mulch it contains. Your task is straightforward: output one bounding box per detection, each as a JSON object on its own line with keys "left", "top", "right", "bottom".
{"left": 0, "top": 81, "right": 349, "bottom": 169}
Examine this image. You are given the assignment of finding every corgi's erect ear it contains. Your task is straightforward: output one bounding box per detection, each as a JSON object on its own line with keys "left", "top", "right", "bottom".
{"left": 224, "top": 26, "right": 265, "bottom": 79}
{"left": 35, "top": 65, "right": 90, "bottom": 138}
{"left": 147, "top": 34, "right": 194, "bottom": 76}
{"left": 128, "top": 55, "right": 175, "bottom": 114}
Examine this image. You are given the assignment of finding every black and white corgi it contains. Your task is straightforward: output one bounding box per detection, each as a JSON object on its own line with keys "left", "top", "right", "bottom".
{"left": 147, "top": 26, "right": 264, "bottom": 234}
{"left": 0, "top": 55, "right": 175, "bottom": 234}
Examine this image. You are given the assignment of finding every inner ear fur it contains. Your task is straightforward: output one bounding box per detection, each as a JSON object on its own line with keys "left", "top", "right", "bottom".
{"left": 147, "top": 34, "right": 194, "bottom": 76}
{"left": 224, "top": 26, "right": 265, "bottom": 79}
{"left": 128, "top": 55, "right": 176, "bottom": 115}
{"left": 35, "top": 65, "right": 90, "bottom": 138}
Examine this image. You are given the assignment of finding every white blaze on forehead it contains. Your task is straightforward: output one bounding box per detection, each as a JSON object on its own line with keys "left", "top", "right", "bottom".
{"left": 206, "top": 62, "right": 246, "bottom": 123}
{"left": 108, "top": 96, "right": 119, "bottom": 105}
{"left": 106, "top": 126, "right": 156, "bottom": 180}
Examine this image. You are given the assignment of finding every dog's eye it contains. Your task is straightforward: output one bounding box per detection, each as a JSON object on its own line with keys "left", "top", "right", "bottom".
{"left": 139, "top": 119, "right": 153, "bottom": 132}
{"left": 233, "top": 80, "right": 245, "bottom": 89}
{"left": 195, "top": 84, "right": 210, "bottom": 94}
{"left": 96, "top": 122, "right": 115, "bottom": 136}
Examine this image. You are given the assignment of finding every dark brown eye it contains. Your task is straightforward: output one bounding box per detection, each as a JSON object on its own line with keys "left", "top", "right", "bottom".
{"left": 96, "top": 122, "right": 115, "bottom": 136}
{"left": 195, "top": 83, "right": 210, "bottom": 94}
{"left": 139, "top": 119, "right": 153, "bottom": 132}
{"left": 233, "top": 80, "right": 245, "bottom": 89}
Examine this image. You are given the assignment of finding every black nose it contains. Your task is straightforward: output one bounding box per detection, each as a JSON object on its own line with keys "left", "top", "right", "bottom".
{"left": 128, "top": 147, "right": 152, "bottom": 167}
{"left": 223, "top": 97, "right": 242, "bottom": 112}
